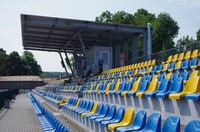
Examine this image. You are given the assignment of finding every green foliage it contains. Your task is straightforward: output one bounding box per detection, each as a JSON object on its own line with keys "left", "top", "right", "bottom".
{"left": 95, "top": 9, "right": 179, "bottom": 55}
{"left": 176, "top": 35, "right": 195, "bottom": 47}
{"left": 0, "top": 49, "right": 42, "bottom": 76}
{"left": 197, "top": 28, "right": 200, "bottom": 41}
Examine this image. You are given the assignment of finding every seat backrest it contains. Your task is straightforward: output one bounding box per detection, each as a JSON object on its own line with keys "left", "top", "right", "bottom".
{"left": 121, "top": 108, "right": 135, "bottom": 125}
{"left": 118, "top": 82, "right": 126, "bottom": 91}
{"left": 100, "top": 104, "right": 109, "bottom": 116}
{"left": 184, "top": 51, "right": 191, "bottom": 60}
{"left": 145, "top": 112, "right": 161, "bottom": 132}
{"left": 151, "top": 59, "right": 156, "bottom": 66}
{"left": 113, "top": 82, "right": 121, "bottom": 91}
{"left": 191, "top": 49, "right": 199, "bottom": 58}
{"left": 169, "top": 77, "right": 184, "bottom": 93}
{"left": 147, "top": 75, "right": 153, "bottom": 82}
{"left": 152, "top": 65, "right": 158, "bottom": 72}
{"left": 146, "top": 79, "right": 158, "bottom": 92}
{"left": 162, "top": 116, "right": 180, "bottom": 132}
{"left": 178, "top": 52, "right": 184, "bottom": 61}
{"left": 172, "top": 73, "right": 180, "bottom": 82}
{"left": 107, "top": 105, "right": 117, "bottom": 118}
{"left": 172, "top": 54, "right": 178, "bottom": 62}
{"left": 158, "top": 79, "right": 171, "bottom": 92}
{"left": 167, "top": 55, "right": 173, "bottom": 63}
{"left": 148, "top": 66, "right": 153, "bottom": 73}
{"left": 175, "top": 60, "right": 182, "bottom": 69}
{"left": 157, "top": 64, "right": 163, "bottom": 71}
{"left": 182, "top": 60, "right": 190, "bottom": 68}
{"left": 184, "top": 76, "right": 200, "bottom": 93}
{"left": 163, "top": 63, "right": 169, "bottom": 71}
{"left": 95, "top": 103, "right": 104, "bottom": 115}
{"left": 104, "top": 83, "right": 111, "bottom": 91}
{"left": 133, "top": 110, "right": 146, "bottom": 130}
{"left": 158, "top": 74, "right": 165, "bottom": 82}
{"left": 169, "top": 62, "right": 175, "bottom": 70}
{"left": 184, "top": 120, "right": 200, "bottom": 132}
{"left": 181, "top": 71, "right": 189, "bottom": 81}
{"left": 113, "top": 107, "right": 125, "bottom": 121}
{"left": 190, "top": 58, "right": 198, "bottom": 67}
{"left": 87, "top": 101, "right": 94, "bottom": 111}
{"left": 130, "top": 80, "right": 141, "bottom": 92}
{"left": 124, "top": 81, "right": 132, "bottom": 91}
{"left": 166, "top": 73, "right": 172, "bottom": 80}
{"left": 109, "top": 82, "right": 117, "bottom": 91}
{"left": 139, "top": 79, "right": 149, "bottom": 92}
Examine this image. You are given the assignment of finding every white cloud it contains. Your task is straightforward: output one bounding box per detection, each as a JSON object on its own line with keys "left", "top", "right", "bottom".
{"left": 169, "top": 0, "right": 200, "bottom": 9}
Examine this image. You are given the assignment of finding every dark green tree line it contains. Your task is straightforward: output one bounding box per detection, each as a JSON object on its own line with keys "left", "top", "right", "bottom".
{"left": 0, "top": 49, "right": 42, "bottom": 76}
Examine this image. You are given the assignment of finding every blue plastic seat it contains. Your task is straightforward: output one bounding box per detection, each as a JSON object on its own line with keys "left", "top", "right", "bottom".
{"left": 167, "top": 62, "right": 175, "bottom": 71}
{"left": 96, "top": 84, "right": 107, "bottom": 93}
{"left": 77, "top": 101, "right": 94, "bottom": 114}
{"left": 156, "top": 64, "right": 163, "bottom": 73}
{"left": 128, "top": 77, "right": 149, "bottom": 96}
{"left": 190, "top": 58, "right": 198, "bottom": 68}
{"left": 85, "top": 103, "right": 104, "bottom": 119}
{"left": 156, "top": 77, "right": 183, "bottom": 98}
{"left": 139, "top": 112, "right": 161, "bottom": 132}
{"left": 147, "top": 75, "right": 153, "bottom": 83}
{"left": 150, "top": 65, "right": 158, "bottom": 74}
{"left": 114, "top": 82, "right": 127, "bottom": 95}
{"left": 102, "top": 82, "right": 116, "bottom": 94}
{"left": 73, "top": 100, "right": 87, "bottom": 112}
{"left": 171, "top": 73, "right": 180, "bottom": 82}
{"left": 162, "top": 116, "right": 180, "bottom": 132}
{"left": 89, "top": 104, "right": 109, "bottom": 120}
{"left": 181, "top": 71, "right": 189, "bottom": 83}
{"left": 185, "top": 93, "right": 200, "bottom": 100}
{"left": 95, "top": 105, "right": 116, "bottom": 123}
{"left": 119, "top": 81, "right": 133, "bottom": 94}
{"left": 158, "top": 74, "right": 165, "bottom": 83}
{"left": 184, "top": 120, "right": 200, "bottom": 132}
{"left": 116, "top": 110, "right": 146, "bottom": 132}
{"left": 182, "top": 60, "right": 190, "bottom": 70}
{"left": 146, "top": 79, "right": 171, "bottom": 98}
{"left": 101, "top": 107, "right": 125, "bottom": 127}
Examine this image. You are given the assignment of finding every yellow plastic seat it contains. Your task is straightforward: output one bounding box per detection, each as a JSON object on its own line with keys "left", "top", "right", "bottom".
{"left": 147, "top": 60, "right": 152, "bottom": 67}
{"left": 136, "top": 79, "right": 158, "bottom": 97}
{"left": 133, "top": 69, "right": 138, "bottom": 76}
{"left": 162, "top": 55, "right": 172, "bottom": 64}
{"left": 105, "top": 82, "right": 121, "bottom": 95}
{"left": 152, "top": 75, "right": 158, "bottom": 80}
{"left": 169, "top": 76, "right": 200, "bottom": 99}
{"left": 57, "top": 97, "right": 65, "bottom": 105}
{"left": 184, "top": 51, "right": 191, "bottom": 60}
{"left": 108, "top": 108, "right": 135, "bottom": 131}
{"left": 144, "top": 61, "right": 148, "bottom": 67}
{"left": 191, "top": 49, "right": 199, "bottom": 58}
{"left": 178, "top": 53, "right": 184, "bottom": 61}
{"left": 172, "top": 54, "right": 178, "bottom": 62}
{"left": 121, "top": 79, "right": 141, "bottom": 96}
{"left": 81, "top": 102, "right": 99, "bottom": 117}
{"left": 151, "top": 59, "right": 156, "bottom": 66}
{"left": 68, "top": 99, "right": 81, "bottom": 110}
{"left": 165, "top": 73, "right": 172, "bottom": 80}
{"left": 88, "top": 84, "right": 100, "bottom": 94}
{"left": 83, "top": 84, "right": 94, "bottom": 93}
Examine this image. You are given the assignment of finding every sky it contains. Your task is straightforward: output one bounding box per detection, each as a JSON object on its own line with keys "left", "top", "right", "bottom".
{"left": 0, "top": 0, "right": 200, "bottom": 72}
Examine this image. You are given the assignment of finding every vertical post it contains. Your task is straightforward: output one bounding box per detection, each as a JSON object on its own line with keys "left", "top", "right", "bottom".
{"left": 78, "top": 34, "right": 93, "bottom": 72}
{"left": 147, "top": 23, "right": 152, "bottom": 60}
{"left": 143, "top": 32, "right": 148, "bottom": 59}
{"left": 114, "top": 43, "right": 120, "bottom": 68}
{"left": 123, "top": 41, "right": 129, "bottom": 66}
{"left": 58, "top": 52, "right": 69, "bottom": 77}
{"left": 64, "top": 50, "right": 75, "bottom": 77}
{"left": 132, "top": 35, "right": 138, "bottom": 64}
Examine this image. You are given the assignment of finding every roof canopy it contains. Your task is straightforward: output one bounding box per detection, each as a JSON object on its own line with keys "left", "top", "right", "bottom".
{"left": 21, "top": 14, "right": 147, "bottom": 53}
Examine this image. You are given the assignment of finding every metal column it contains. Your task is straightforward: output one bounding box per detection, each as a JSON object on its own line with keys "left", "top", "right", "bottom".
{"left": 64, "top": 50, "right": 75, "bottom": 77}
{"left": 147, "top": 23, "right": 152, "bottom": 60}
{"left": 58, "top": 52, "right": 69, "bottom": 77}
{"left": 132, "top": 35, "right": 138, "bottom": 63}
{"left": 78, "top": 34, "right": 93, "bottom": 72}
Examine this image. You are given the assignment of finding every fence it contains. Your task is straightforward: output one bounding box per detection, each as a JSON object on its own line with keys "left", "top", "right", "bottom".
{"left": 129, "top": 42, "right": 200, "bottom": 65}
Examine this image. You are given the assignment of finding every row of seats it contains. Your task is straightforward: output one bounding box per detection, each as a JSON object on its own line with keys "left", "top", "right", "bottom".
{"left": 28, "top": 92, "right": 70, "bottom": 132}
{"left": 43, "top": 93, "right": 65, "bottom": 109}
{"left": 83, "top": 71, "right": 200, "bottom": 101}
{"left": 60, "top": 97, "right": 199, "bottom": 132}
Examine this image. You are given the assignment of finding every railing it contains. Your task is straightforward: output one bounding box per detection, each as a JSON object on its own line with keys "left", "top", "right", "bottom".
{"left": 129, "top": 42, "right": 200, "bottom": 65}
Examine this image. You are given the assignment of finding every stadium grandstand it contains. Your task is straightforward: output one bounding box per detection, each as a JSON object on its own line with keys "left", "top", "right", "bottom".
{"left": 0, "top": 14, "right": 200, "bottom": 132}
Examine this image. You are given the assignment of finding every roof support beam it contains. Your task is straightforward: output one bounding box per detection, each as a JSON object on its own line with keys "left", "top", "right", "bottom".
{"left": 58, "top": 52, "right": 69, "bottom": 76}
{"left": 63, "top": 28, "right": 83, "bottom": 48}
{"left": 64, "top": 50, "right": 75, "bottom": 77}
{"left": 78, "top": 34, "right": 93, "bottom": 72}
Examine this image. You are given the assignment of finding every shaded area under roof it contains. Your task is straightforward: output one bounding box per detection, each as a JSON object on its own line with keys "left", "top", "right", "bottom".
{"left": 21, "top": 14, "right": 147, "bottom": 53}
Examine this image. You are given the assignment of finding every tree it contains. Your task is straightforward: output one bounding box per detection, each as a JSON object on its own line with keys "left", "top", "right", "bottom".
{"left": 95, "top": 10, "right": 113, "bottom": 23}
{"left": 22, "top": 51, "right": 42, "bottom": 75}
{"left": 176, "top": 35, "right": 195, "bottom": 47}
{"left": 0, "top": 48, "right": 8, "bottom": 76}
{"left": 152, "top": 12, "right": 179, "bottom": 53}
{"left": 196, "top": 28, "right": 200, "bottom": 41}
